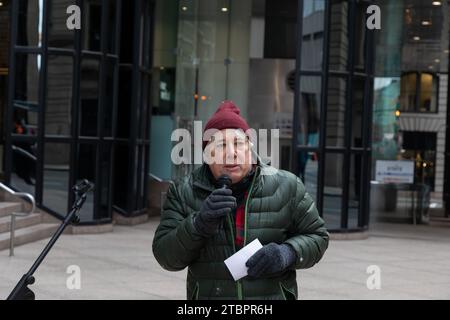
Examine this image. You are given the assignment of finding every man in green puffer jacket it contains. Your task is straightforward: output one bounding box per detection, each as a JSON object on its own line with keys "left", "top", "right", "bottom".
{"left": 152, "top": 101, "right": 329, "bottom": 300}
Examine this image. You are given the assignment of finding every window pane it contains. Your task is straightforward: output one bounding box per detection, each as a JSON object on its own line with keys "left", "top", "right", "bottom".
{"left": 351, "top": 77, "right": 365, "bottom": 148}
{"left": 17, "top": 0, "right": 43, "bottom": 47}
{"left": 11, "top": 140, "right": 37, "bottom": 195}
{"left": 264, "top": 0, "right": 298, "bottom": 59}
{"left": 400, "top": 73, "right": 417, "bottom": 112}
{"left": 103, "top": 58, "right": 116, "bottom": 137}
{"left": 419, "top": 73, "right": 437, "bottom": 113}
{"left": 107, "top": 0, "right": 117, "bottom": 53}
{"left": 76, "top": 144, "right": 96, "bottom": 222}
{"left": 354, "top": 1, "right": 367, "bottom": 70}
{"left": 297, "top": 76, "right": 321, "bottom": 147}
{"left": 297, "top": 148, "right": 318, "bottom": 201}
{"left": 98, "top": 145, "right": 111, "bottom": 219}
{"left": 46, "top": 55, "right": 73, "bottom": 136}
{"left": 328, "top": 0, "right": 348, "bottom": 72}
{"left": 82, "top": 0, "right": 102, "bottom": 51}
{"left": 48, "top": 0, "right": 75, "bottom": 49}
{"left": 348, "top": 153, "right": 362, "bottom": 229}
{"left": 117, "top": 67, "right": 132, "bottom": 138}
{"left": 301, "top": 0, "right": 325, "bottom": 71}
{"left": 43, "top": 143, "right": 69, "bottom": 214}
{"left": 79, "top": 58, "right": 100, "bottom": 136}
{"left": 13, "top": 53, "right": 40, "bottom": 137}
{"left": 326, "top": 77, "right": 347, "bottom": 147}
{"left": 323, "top": 153, "right": 343, "bottom": 229}
{"left": 0, "top": 0, "right": 10, "bottom": 67}
{"left": 113, "top": 144, "right": 129, "bottom": 210}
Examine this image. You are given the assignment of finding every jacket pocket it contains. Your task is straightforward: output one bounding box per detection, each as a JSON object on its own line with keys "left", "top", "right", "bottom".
{"left": 279, "top": 282, "right": 297, "bottom": 300}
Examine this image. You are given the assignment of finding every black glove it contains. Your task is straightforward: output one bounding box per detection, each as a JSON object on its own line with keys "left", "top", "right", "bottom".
{"left": 193, "top": 188, "right": 237, "bottom": 237}
{"left": 246, "top": 243, "right": 297, "bottom": 278}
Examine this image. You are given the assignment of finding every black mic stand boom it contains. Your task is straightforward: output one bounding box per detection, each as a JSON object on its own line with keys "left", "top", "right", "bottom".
{"left": 7, "top": 179, "right": 93, "bottom": 300}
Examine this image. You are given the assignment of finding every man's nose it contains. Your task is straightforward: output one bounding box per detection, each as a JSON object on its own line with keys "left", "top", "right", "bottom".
{"left": 225, "top": 144, "right": 237, "bottom": 161}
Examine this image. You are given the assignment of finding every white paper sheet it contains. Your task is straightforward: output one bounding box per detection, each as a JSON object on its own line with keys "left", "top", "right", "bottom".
{"left": 224, "top": 239, "right": 263, "bottom": 281}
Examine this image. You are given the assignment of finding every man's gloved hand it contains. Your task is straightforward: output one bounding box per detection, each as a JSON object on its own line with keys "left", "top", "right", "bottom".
{"left": 193, "top": 188, "right": 237, "bottom": 237}
{"left": 246, "top": 243, "right": 297, "bottom": 278}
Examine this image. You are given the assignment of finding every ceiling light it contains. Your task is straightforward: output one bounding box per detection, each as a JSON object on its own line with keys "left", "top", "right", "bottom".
{"left": 432, "top": 1, "right": 442, "bottom": 6}
{"left": 445, "top": 49, "right": 449, "bottom": 53}
{"left": 221, "top": 7, "right": 228, "bottom": 12}
{"left": 0, "top": 2, "right": 3, "bottom": 6}
{"left": 428, "top": 65, "right": 434, "bottom": 69}
{"left": 422, "top": 21, "right": 432, "bottom": 26}
{"left": 435, "top": 59, "right": 440, "bottom": 63}
{"left": 182, "top": 6, "right": 188, "bottom": 11}
{"left": 413, "top": 36, "right": 420, "bottom": 41}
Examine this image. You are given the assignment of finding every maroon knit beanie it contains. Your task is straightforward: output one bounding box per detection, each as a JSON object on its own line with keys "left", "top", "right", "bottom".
{"left": 203, "top": 100, "right": 250, "bottom": 149}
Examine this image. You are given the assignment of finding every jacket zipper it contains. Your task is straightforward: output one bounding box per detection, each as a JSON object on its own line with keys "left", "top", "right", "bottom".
{"left": 226, "top": 214, "right": 243, "bottom": 300}
{"left": 227, "top": 167, "right": 259, "bottom": 300}
{"left": 243, "top": 167, "right": 258, "bottom": 246}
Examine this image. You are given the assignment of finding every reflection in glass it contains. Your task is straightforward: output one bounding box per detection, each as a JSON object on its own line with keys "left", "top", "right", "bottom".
{"left": 98, "top": 145, "right": 111, "bottom": 219}
{"left": 348, "top": 154, "right": 362, "bottom": 229}
{"left": 13, "top": 53, "right": 40, "bottom": 136}
{"left": 351, "top": 78, "right": 364, "bottom": 148}
{"left": 11, "top": 140, "right": 37, "bottom": 195}
{"left": 400, "top": 73, "right": 417, "bottom": 112}
{"left": 107, "top": 0, "right": 117, "bottom": 53}
{"left": 400, "top": 72, "right": 438, "bottom": 113}
{"left": 298, "top": 76, "right": 321, "bottom": 147}
{"left": 323, "top": 153, "right": 343, "bottom": 229}
{"left": 17, "top": 0, "right": 43, "bottom": 47}
{"left": 328, "top": 0, "right": 348, "bottom": 71}
{"left": 103, "top": 58, "right": 116, "bottom": 137}
{"left": 419, "top": 73, "right": 438, "bottom": 113}
{"left": 46, "top": 55, "right": 73, "bottom": 136}
{"left": 48, "top": 0, "right": 74, "bottom": 48}
{"left": 301, "top": 0, "right": 325, "bottom": 71}
{"left": 326, "top": 77, "right": 346, "bottom": 147}
{"left": 113, "top": 144, "right": 129, "bottom": 210}
{"left": 79, "top": 58, "right": 100, "bottom": 136}
{"left": 300, "top": 149, "right": 318, "bottom": 201}
{"left": 76, "top": 144, "right": 96, "bottom": 222}
{"left": 43, "top": 143, "right": 70, "bottom": 214}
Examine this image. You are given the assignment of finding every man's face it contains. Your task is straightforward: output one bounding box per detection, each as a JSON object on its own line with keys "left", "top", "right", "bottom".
{"left": 206, "top": 129, "right": 253, "bottom": 184}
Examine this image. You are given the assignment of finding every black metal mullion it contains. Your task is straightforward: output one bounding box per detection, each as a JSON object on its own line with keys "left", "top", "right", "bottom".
{"left": 340, "top": 0, "right": 357, "bottom": 229}
{"left": 108, "top": 0, "right": 122, "bottom": 219}
{"left": 36, "top": 0, "right": 50, "bottom": 204}
{"left": 126, "top": 0, "right": 143, "bottom": 214}
{"left": 5, "top": 0, "right": 19, "bottom": 184}
{"left": 360, "top": 3, "right": 375, "bottom": 228}
{"left": 69, "top": 0, "right": 83, "bottom": 216}
{"left": 316, "top": 0, "right": 331, "bottom": 217}
{"left": 291, "top": 0, "right": 304, "bottom": 176}
{"left": 92, "top": 0, "right": 108, "bottom": 220}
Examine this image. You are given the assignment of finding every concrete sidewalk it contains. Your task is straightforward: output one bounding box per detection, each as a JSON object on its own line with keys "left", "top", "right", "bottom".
{"left": 1, "top": 217, "right": 450, "bottom": 300}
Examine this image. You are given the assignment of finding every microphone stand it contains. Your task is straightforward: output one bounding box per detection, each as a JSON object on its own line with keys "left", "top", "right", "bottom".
{"left": 7, "top": 180, "right": 93, "bottom": 300}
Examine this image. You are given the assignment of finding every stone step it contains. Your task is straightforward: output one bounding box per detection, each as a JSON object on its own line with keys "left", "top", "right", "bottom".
{"left": 0, "top": 223, "right": 59, "bottom": 251}
{"left": 0, "top": 213, "right": 42, "bottom": 233}
{"left": 0, "top": 203, "right": 23, "bottom": 218}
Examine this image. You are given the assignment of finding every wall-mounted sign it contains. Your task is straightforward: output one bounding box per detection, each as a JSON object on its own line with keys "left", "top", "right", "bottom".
{"left": 375, "top": 160, "right": 414, "bottom": 184}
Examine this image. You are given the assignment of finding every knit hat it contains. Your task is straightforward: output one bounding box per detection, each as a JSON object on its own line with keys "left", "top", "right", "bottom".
{"left": 203, "top": 100, "right": 250, "bottom": 149}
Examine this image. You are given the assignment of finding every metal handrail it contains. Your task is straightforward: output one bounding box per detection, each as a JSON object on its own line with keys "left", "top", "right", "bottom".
{"left": 0, "top": 183, "right": 36, "bottom": 256}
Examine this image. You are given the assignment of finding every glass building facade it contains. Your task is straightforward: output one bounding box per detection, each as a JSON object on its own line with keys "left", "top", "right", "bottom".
{"left": 1, "top": 0, "right": 449, "bottom": 231}
{"left": 2, "top": 0, "right": 152, "bottom": 223}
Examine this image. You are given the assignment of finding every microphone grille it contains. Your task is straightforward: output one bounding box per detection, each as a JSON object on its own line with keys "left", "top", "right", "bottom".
{"left": 218, "top": 175, "right": 232, "bottom": 188}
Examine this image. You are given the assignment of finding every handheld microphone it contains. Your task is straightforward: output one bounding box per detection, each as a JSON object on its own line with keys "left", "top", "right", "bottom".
{"left": 217, "top": 174, "right": 232, "bottom": 189}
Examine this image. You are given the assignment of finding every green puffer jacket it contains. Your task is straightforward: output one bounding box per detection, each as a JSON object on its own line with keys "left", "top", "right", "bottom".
{"left": 152, "top": 163, "right": 329, "bottom": 300}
